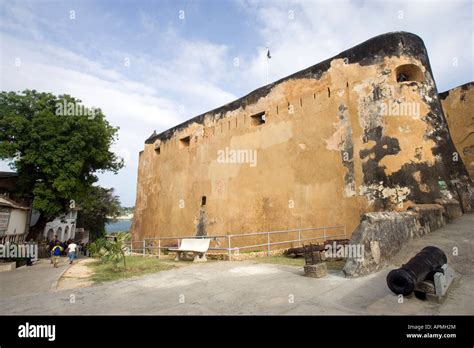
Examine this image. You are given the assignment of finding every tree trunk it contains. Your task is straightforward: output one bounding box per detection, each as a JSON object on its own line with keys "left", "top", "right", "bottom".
{"left": 27, "top": 214, "right": 48, "bottom": 242}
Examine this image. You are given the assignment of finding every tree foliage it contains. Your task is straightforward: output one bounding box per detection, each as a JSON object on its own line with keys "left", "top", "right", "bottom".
{"left": 88, "top": 232, "right": 129, "bottom": 269}
{"left": 0, "top": 90, "right": 123, "bottom": 221}
{"left": 76, "top": 186, "right": 121, "bottom": 241}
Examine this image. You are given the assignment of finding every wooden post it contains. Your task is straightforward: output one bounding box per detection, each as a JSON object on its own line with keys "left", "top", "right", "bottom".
{"left": 267, "top": 233, "right": 270, "bottom": 256}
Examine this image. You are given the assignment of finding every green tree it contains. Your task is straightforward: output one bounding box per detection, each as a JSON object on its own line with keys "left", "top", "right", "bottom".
{"left": 88, "top": 232, "right": 129, "bottom": 269}
{"left": 76, "top": 186, "right": 121, "bottom": 241}
{"left": 0, "top": 90, "right": 123, "bottom": 238}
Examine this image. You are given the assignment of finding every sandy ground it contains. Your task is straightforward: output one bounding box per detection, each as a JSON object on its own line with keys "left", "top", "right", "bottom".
{"left": 56, "top": 258, "right": 95, "bottom": 290}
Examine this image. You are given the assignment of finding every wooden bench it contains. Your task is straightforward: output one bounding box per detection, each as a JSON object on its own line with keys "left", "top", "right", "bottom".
{"left": 168, "top": 238, "right": 210, "bottom": 262}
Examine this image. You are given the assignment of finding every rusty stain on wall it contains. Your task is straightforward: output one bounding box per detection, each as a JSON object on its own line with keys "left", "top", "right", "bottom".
{"left": 440, "top": 82, "right": 474, "bottom": 179}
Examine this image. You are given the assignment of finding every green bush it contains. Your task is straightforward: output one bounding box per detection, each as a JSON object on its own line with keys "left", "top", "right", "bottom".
{"left": 88, "top": 233, "right": 128, "bottom": 269}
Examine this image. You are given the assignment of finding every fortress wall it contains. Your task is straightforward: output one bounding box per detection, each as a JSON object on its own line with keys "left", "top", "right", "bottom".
{"left": 132, "top": 32, "right": 465, "bottom": 247}
{"left": 440, "top": 82, "right": 474, "bottom": 179}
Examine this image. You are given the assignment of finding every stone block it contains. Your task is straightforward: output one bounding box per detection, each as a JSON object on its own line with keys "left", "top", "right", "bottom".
{"left": 0, "top": 262, "right": 16, "bottom": 272}
{"left": 304, "top": 263, "right": 327, "bottom": 278}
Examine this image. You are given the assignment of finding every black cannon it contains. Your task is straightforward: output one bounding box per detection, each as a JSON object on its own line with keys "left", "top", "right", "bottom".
{"left": 386, "top": 246, "right": 447, "bottom": 296}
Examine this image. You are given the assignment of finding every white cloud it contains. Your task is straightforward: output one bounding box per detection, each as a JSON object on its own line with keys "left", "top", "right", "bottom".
{"left": 239, "top": 0, "right": 473, "bottom": 91}
{"left": 0, "top": 30, "right": 237, "bottom": 205}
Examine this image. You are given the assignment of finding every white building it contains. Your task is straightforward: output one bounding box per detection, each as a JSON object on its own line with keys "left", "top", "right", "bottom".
{"left": 0, "top": 195, "right": 30, "bottom": 244}
{"left": 43, "top": 209, "right": 79, "bottom": 242}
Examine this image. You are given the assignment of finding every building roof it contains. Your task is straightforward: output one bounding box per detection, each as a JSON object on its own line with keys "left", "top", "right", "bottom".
{"left": 0, "top": 195, "right": 29, "bottom": 210}
{"left": 145, "top": 31, "right": 428, "bottom": 145}
{"left": 0, "top": 172, "right": 18, "bottom": 179}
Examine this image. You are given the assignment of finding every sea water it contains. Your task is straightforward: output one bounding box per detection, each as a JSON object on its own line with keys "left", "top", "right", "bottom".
{"left": 105, "top": 219, "right": 132, "bottom": 233}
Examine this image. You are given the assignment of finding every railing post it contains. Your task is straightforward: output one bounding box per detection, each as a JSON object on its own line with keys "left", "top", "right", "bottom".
{"left": 227, "top": 235, "right": 232, "bottom": 261}
{"left": 323, "top": 228, "right": 326, "bottom": 241}
{"left": 142, "top": 240, "right": 145, "bottom": 257}
{"left": 158, "top": 239, "right": 161, "bottom": 259}
{"left": 267, "top": 233, "right": 270, "bottom": 256}
{"left": 298, "top": 230, "right": 301, "bottom": 246}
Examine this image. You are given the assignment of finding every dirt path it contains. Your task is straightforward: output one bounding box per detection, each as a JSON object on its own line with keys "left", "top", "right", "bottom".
{"left": 56, "top": 257, "right": 189, "bottom": 291}
{"left": 56, "top": 258, "right": 95, "bottom": 291}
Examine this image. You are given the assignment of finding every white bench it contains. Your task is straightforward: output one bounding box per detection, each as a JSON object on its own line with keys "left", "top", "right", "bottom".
{"left": 169, "top": 238, "right": 210, "bottom": 262}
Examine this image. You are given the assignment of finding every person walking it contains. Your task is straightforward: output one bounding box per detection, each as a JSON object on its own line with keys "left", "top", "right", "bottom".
{"left": 66, "top": 241, "right": 78, "bottom": 264}
{"left": 48, "top": 235, "right": 59, "bottom": 264}
{"left": 61, "top": 241, "right": 68, "bottom": 256}
{"left": 51, "top": 242, "right": 63, "bottom": 268}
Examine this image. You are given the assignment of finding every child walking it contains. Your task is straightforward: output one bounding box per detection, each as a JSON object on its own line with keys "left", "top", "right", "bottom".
{"left": 51, "top": 242, "right": 63, "bottom": 268}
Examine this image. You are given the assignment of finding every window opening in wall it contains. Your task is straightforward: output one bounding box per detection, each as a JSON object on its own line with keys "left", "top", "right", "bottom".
{"left": 154, "top": 145, "right": 161, "bottom": 154}
{"left": 180, "top": 136, "right": 191, "bottom": 148}
{"left": 250, "top": 111, "right": 266, "bottom": 126}
{"left": 328, "top": 87, "right": 331, "bottom": 98}
{"left": 201, "top": 196, "right": 207, "bottom": 206}
{"left": 395, "top": 64, "right": 424, "bottom": 83}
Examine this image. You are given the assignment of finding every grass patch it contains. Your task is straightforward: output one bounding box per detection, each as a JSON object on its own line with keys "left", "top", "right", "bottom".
{"left": 239, "top": 249, "right": 264, "bottom": 254}
{"left": 254, "top": 255, "right": 346, "bottom": 270}
{"left": 88, "top": 256, "right": 176, "bottom": 283}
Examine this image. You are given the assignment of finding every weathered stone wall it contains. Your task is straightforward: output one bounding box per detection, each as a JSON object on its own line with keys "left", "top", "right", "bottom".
{"left": 132, "top": 32, "right": 466, "bottom": 246}
{"left": 343, "top": 205, "right": 446, "bottom": 277}
{"left": 440, "top": 82, "right": 474, "bottom": 180}
{"left": 408, "top": 204, "right": 446, "bottom": 234}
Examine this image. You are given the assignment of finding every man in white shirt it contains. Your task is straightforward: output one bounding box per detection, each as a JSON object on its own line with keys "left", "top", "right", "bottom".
{"left": 67, "top": 242, "right": 78, "bottom": 264}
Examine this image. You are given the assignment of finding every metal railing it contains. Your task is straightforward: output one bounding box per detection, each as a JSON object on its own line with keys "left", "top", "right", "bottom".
{"left": 126, "top": 225, "right": 346, "bottom": 260}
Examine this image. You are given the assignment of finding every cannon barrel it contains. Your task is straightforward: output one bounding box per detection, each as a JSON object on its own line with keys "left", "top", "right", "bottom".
{"left": 386, "top": 246, "right": 447, "bottom": 296}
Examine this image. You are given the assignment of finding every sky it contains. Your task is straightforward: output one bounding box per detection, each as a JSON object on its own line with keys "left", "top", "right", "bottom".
{"left": 0, "top": 0, "right": 473, "bottom": 206}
